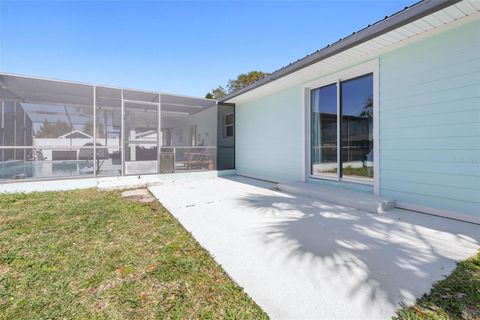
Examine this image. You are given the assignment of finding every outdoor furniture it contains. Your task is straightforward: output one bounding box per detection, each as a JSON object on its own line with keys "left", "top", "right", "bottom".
{"left": 183, "top": 148, "right": 214, "bottom": 170}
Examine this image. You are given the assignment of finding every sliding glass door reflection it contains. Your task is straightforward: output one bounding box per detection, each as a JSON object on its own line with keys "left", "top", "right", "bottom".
{"left": 340, "top": 74, "right": 373, "bottom": 179}
{"left": 311, "top": 83, "right": 337, "bottom": 177}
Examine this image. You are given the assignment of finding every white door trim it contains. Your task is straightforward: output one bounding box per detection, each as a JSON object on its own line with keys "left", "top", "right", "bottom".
{"left": 303, "top": 59, "right": 380, "bottom": 194}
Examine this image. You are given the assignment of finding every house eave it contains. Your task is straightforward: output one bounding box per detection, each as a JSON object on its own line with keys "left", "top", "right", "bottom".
{"left": 220, "top": 0, "right": 463, "bottom": 104}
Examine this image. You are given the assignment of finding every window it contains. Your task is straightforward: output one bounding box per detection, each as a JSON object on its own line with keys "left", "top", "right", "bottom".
{"left": 223, "top": 113, "right": 234, "bottom": 138}
{"left": 310, "top": 73, "right": 374, "bottom": 181}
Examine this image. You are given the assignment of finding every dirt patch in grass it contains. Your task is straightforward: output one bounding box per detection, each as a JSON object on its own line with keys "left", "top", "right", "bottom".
{"left": 0, "top": 189, "right": 268, "bottom": 319}
{"left": 121, "top": 188, "right": 156, "bottom": 203}
{"left": 393, "top": 251, "right": 480, "bottom": 320}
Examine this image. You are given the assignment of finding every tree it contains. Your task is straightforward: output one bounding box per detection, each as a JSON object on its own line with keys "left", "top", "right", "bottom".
{"left": 206, "top": 71, "right": 267, "bottom": 99}
{"left": 35, "top": 119, "right": 71, "bottom": 138}
{"left": 205, "top": 86, "right": 227, "bottom": 99}
{"left": 227, "top": 71, "right": 267, "bottom": 93}
{"left": 359, "top": 97, "right": 373, "bottom": 118}
{"left": 83, "top": 121, "right": 105, "bottom": 139}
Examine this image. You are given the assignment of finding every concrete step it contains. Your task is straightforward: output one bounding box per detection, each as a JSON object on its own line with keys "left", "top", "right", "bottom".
{"left": 276, "top": 182, "right": 396, "bottom": 214}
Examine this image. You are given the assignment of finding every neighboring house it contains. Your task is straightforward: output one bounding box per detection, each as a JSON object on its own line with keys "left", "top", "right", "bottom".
{"left": 34, "top": 130, "right": 119, "bottom": 161}
{"left": 220, "top": 0, "right": 480, "bottom": 223}
{"left": 57, "top": 129, "right": 92, "bottom": 140}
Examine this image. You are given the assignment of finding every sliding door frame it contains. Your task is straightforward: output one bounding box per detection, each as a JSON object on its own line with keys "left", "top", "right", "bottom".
{"left": 303, "top": 59, "right": 380, "bottom": 194}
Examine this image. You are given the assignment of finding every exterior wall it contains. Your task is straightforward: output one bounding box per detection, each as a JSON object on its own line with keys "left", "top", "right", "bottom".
{"left": 234, "top": 19, "right": 479, "bottom": 220}
{"left": 379, "top": 19, "right": 480, "bottom": 217}
{"left": 235, "top": 85, "right": 303, "bottom": 182}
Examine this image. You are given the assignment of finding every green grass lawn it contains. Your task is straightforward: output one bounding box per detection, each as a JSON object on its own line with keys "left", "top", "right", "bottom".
{"left": 0, "top": 189, "right": 268, "bottom": 319}
{"left": 394, "top": 251, "right": 480, "bottom": 320}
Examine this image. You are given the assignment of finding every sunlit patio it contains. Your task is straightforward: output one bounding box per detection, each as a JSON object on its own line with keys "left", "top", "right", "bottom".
{"left": 149, "top": 176, "right": 480, "bottom": 319}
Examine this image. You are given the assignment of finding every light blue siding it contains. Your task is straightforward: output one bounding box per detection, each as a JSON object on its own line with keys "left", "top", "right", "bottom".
{"left": 234, "top": 19, "right": 479, "bottom": 219}
{"left": 379, "top": 20, "right": 480, "bottom": 216}
{"left": 235, "top": 85, "right": 303, "bottom": 182}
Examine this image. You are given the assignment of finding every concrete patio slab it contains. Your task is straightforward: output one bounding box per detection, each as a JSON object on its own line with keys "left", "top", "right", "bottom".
{"left": 149, "top": 176, "right": 480, "bottom": 320}
{"left": 277, "top": 181, "right": 396, "bottom": 214}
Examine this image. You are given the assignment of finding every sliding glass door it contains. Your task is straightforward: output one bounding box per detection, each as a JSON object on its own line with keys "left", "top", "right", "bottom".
{"left": 310, "top": 73, "right": 374, "bottom": 181}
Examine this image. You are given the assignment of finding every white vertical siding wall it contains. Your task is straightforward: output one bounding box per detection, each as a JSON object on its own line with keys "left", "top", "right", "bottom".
{"left": 379, "top": 20, "right": 480, "bottom": 217}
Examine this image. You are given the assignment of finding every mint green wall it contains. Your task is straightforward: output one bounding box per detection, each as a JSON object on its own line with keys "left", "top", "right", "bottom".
{"left": 235, "top": 85, "right": 303, "bottom": 182}
{"left": 379, "top": 20, "right": 480, "bottom": 216}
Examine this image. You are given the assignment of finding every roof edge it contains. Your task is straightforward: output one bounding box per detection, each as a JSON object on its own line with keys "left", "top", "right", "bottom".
{"left": 220, "top": 0, "right": 461, "bottom": 103}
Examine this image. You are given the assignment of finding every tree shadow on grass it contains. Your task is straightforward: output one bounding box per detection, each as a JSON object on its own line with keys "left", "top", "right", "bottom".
{"left": 237, "top": 191, "right": 480, "bottom": 312}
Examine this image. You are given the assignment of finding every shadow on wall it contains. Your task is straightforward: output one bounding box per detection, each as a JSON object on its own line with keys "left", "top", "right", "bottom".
{"left": 237, "top": 192, "right": 479, "bottom": 309}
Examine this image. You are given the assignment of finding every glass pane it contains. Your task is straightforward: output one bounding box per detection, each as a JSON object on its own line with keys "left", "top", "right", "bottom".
{"left": 124, "top": 100, "right": 158, "bottom": 175}
{"left": 340, "top": 73, "right": 373, "bottom": 179}
{"left": 223, "top": 112, "right": 235, "bottom": 139}
{"left": 225, "top": 126, "right": 234, "bottom": 137}
{"left": 311, "top": 83, "right": 337, "bottom": 176}
{"left": 96, "top": 87, "right": 122, "bottom": 176}
{"left": 225, "top": 113, "right": 234, "bottom": 125}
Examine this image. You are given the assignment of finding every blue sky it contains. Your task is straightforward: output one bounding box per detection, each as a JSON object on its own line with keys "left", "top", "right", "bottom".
{"left": 0, "top": 0, "right": 413, "bottom": 97}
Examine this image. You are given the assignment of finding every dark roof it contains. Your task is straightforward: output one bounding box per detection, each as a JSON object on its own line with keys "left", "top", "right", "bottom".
{"left": 220, "top": 0, "right": 460, "bottom": 103}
